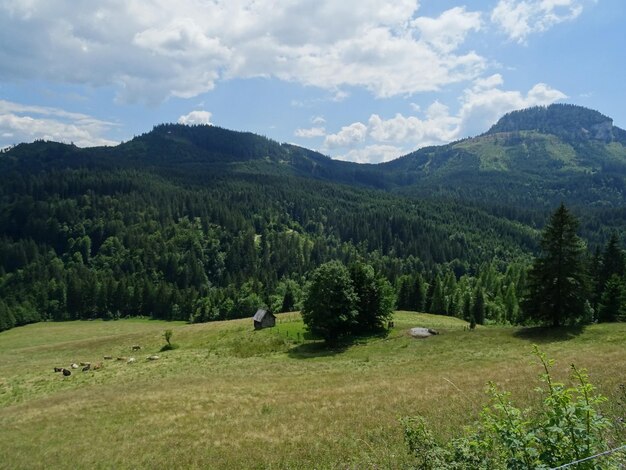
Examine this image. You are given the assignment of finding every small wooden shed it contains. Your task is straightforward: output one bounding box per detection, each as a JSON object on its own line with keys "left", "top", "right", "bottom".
{"left": 253, "top": 309, "right": 276, "bottom": 330}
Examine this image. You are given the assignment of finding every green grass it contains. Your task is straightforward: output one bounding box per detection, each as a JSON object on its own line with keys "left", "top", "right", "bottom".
{"left": 0, "top": 313, "right": 624, "bottom": 469}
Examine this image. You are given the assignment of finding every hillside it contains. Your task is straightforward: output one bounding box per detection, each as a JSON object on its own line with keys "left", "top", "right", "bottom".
{"left": 1, "top": 315, "right": 624, "bottom": 468}
{"left": 1, "top": 104, "right": 626, "bottom": 332}
{"left": 384, "top": 104, "right": 626, "bottom": 211}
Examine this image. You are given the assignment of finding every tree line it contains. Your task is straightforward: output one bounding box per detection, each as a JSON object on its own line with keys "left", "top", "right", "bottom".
{"left": 0, "top": 132, "right": 625, "bottom": 332}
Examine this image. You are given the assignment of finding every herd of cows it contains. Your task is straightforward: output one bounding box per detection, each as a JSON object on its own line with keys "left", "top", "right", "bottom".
{"left": 52, "top": 345, "right": 161, "bottom": 377}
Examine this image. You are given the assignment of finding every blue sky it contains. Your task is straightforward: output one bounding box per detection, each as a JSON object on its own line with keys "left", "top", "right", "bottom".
{"left": 0, "top": 0, "right": 624, "bottom": 163}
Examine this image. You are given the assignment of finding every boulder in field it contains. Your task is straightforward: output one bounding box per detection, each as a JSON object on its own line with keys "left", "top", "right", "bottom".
{"left": 409, "top": 327, "right": 439, "bottom": 338}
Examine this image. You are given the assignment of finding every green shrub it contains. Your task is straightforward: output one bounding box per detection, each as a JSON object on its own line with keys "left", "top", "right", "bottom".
{"left": 402, "top": 346, "right": 619, "bottom": 469}
{"left": 160, "top": 329, "right": 179, "bottom": 351}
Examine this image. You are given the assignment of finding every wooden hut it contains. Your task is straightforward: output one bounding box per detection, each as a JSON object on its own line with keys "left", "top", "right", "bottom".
{"left": 253, "top": 309, "right": 276, "bottom": 330}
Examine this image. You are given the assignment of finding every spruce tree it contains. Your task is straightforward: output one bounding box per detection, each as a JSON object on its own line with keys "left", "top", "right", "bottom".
{"left": 280, "top": 284, "right": 295, "bottom": 313}
{"left": 472, "top": 286, "right": 486, "bottom": 325}
{"left": 598, "top": 233, "right": 625, "bottom": 294}
{"left": 597, "top": 274, "right": 622, "bottom": 323}
{"left": 522, "top": 204, "right": 589, "bottom": 327}
{"left": 429, "top": 275, "right": 446, "bottom": 315}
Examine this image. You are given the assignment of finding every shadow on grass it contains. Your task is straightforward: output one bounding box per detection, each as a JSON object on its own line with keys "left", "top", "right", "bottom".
{"left": 287, "top": 329, "right": 390, "bottom": 359}
{"left": 513, "top": 324, "right": 586, "bottom": 343}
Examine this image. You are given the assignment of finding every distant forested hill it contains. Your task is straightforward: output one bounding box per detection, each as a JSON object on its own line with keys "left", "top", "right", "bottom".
{"left": 1, "top": 103, "right": 625, "bottom": 331}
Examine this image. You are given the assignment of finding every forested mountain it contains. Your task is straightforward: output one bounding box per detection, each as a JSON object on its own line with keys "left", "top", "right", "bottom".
{"left": 1, "top": 103, "right": 625, "bottom": 331}
{"left": 385, "top": 104, "right": 626, "bottom": 209}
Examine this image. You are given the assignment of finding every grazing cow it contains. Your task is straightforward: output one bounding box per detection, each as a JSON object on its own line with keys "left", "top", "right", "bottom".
{"left": 131, "top": 345, "right": 141, "bottom": 351}
{"left": 71, "top": 363, "right": 79, "bottom": 369}
{"left": 53, "top": 367, "right": 63, "bottom": 373}
{"left": 147, "top": 355, "right": 160, "bottom": 361}
{"left": 127, "top": 357, "right": 136, "bottom": 364}
{"left": 62, "top": 369, "right": 71, "bottom": 376}
{"left": 103, "top": 355, "right": 113, "bottom": 360}
{"left": 92, "top": 362, "right": 103, "bottom": 370}
{"left": 82, "top": 364, "right": 91, "bottom": 372}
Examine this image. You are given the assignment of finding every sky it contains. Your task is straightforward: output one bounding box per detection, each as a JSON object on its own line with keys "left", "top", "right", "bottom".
{"left": 0, "top": 0, "right": 624, "bottom": 163}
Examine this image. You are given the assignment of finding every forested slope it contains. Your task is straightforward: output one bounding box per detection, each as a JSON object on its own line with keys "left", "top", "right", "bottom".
{"left": 1, "top": 103, "right": 625, "bottom": 331}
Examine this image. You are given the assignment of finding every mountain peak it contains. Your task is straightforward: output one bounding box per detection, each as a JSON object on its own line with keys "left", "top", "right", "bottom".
{"left": 486, "top": 104, "right": 625, "bottom": 143}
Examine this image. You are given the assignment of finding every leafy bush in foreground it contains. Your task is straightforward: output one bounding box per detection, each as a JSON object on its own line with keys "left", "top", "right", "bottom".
{"left": 402, "top": 347, "right": 620, "bottom": 469}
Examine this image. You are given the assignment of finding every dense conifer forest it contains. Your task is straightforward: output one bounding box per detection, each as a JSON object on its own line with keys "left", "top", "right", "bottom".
{"left": 1, "top": 104, "right": 625, "bottom": 331}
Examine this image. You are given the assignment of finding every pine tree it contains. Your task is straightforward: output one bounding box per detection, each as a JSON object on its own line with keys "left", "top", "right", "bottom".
{"left": 413, "top": 274, "right": 426, "bottom": 312}
{"left": 280, "top": 284, "right": 295, "bottom": 313}
{"left": 472, "top": 286, "right": 486, "bottom": 325}
{"left": 597, "top": 274, "right": 622, "bottom": 323}
{"left": 429, "top": 275, "right": 446, "bottom": 315}
{"left": 522, "top": 204, "right": 589, "bottom": 327}
{"left": 503, "top": 282, "right": 519, "bottom": 324}
{"left": 598, "top": 233, "right": 625, "bottom": 296}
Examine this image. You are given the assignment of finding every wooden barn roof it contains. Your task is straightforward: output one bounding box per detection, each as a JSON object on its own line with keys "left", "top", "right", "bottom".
{"left": 253, "top": 309, "right": 269, "bottom": 322}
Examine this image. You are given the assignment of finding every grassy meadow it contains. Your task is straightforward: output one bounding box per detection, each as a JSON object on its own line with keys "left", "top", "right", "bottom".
{"left": 0, "top": 312, "right": 625, "bottom": 469}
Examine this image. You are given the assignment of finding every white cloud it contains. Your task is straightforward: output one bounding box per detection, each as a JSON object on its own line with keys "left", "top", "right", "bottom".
{"left": 325, "top": 76, "right": 567, "bottom": 162}
{"left": 412, "top": 7, "right": 482, "bottom": 53}
{"left": 491, "top": 0, "right": 585, "bottom": 43}
{"left": 294, "top": 127, "right": 326, "bottom": 138}
{"left": 178, "top": 110, "right": 213, "bottom": 125}
{"left": 335, "top": 144, "right": 403, "bottom": 164}
{"left": 456, "top": 76, "right": 567, "bottom": 136}
{"left": 0, "top": 99, "right": 117, "bottom": 148}
{"left": 0, "top": 1, "right": 486, "bottom": 102}
{"left": 324, "top": 122, "right": 368, "bottom": 148}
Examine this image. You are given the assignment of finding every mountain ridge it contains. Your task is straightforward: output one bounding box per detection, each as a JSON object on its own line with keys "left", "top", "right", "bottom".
{"left": 2, "top": 103, "right": 626, "bottom": 333}
{"left": 3, "top": 103, "right": 626, "bottom": 209}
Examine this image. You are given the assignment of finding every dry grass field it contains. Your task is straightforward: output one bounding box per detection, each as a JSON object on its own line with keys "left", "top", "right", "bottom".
{"left": 0, "top": 313, "right": 624, "bottom": 469}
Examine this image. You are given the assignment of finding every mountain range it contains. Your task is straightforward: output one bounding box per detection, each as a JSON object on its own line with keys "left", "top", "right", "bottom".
{"left": 1, "top": 103, "right": 625, "bottom": 330}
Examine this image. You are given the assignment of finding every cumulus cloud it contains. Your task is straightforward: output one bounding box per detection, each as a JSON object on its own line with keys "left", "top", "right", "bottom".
{"left": 412, "top": 6, "right": 482, "bottom": 53}
{"left": 324, "top": 75, "right": 567, "bottom": 163}
{"left": 324, "top": 122, "right": 368, "bottom": 148}
{"left": 178, "top": 110, "right": 213, "bottom": 125}
{"left": 335, "top": 145, "right": 403, "bottom": 164}
{"left": 294, "top": 127, "right": 326, "bottom": 138}
{"left": 456, "top": 74, "right": 567, "bottom": 136}
{"left": 0, "top": 1, "right": 486, "bottom": 102}
{"left": 491, "top": 0, "right": 585, "bottom": 43}
{"left": 0, "top": 99, "right": 118, "bottom": 148}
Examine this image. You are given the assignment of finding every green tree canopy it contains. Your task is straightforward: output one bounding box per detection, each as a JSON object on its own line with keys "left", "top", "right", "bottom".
{"left": 522, "top": 204, "right": 590, "bottom": 326}
{"left": 301, "top": 261, "right": 358, "bottom": 342}
{"left": 349, "top": 262, "right": 395, "bottom": 333}
{"left": 301, "top": 260, "right": 394, "bottom": 343}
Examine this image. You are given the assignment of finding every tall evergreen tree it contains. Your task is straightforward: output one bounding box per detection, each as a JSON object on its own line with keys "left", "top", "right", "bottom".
{"left": 429, "top": 275, "right": 446, "bottom": 315}
{"left": 522, "top": 204, "right": 589, "bottom": 327}
{"left": 598, "top": 233, "right": 625, "bottom": 294}
{"left": 280, "top": 284, "right": 296, "bottom": 313}
{"left": 597, "top": 274, "right": 622, "bottom": 323}
{"left": 472, "top": 286, "right": 486, "bottom": 325}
